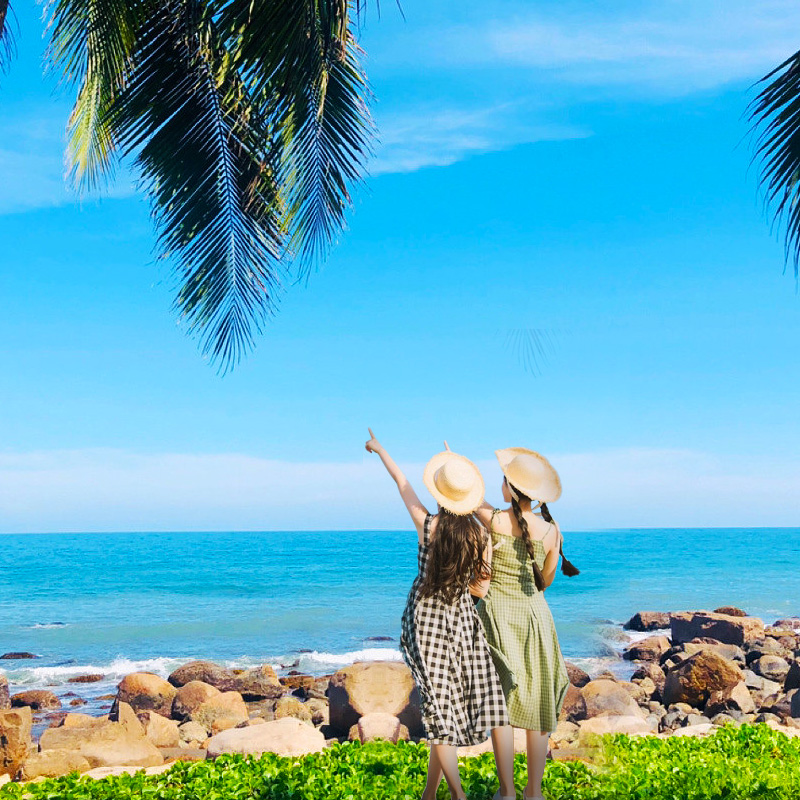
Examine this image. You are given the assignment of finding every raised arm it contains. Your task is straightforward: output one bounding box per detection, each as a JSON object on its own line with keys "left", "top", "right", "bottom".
{"left": 365, "top": 429, "right": 429, "bottom": 538}
{"left": 542, "top": 521, "right": 562, "bottom": 588}
{"left": 474, "top": 500, "right": 495, "bottom": 528}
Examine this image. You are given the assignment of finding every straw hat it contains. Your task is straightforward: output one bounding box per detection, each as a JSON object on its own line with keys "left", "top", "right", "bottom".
{"left": 495, "top": 447, "right": 562, "bottom": 503}
{"left": 423, "top": 451, "right": 485, "bottom": 515}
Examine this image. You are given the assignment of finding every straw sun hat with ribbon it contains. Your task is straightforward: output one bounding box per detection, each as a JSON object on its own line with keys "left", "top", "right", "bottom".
{"left": 423, "top": 450, "right": 485, "bottom": 515}
{"left": 495, "top": 447, "right": 562, "bottom": 503}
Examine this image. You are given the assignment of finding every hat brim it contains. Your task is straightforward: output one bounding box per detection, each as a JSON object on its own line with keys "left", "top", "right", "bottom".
{"left": 423, "top": 451, "right": 485, "bottom": 515}
{"left": 495, "top": 447, "right": 562, "bottom": 503}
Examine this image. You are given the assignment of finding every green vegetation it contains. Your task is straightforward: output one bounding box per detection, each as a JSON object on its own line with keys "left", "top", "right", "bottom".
{"left": 2, "top": 725, "right": 799, "bottom": 800}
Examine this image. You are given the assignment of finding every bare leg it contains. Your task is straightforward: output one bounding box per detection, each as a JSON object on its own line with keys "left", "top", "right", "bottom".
{"left": 429, "top": 743, "right": 466, "bottom": 800}
{"left": 421, "top": 746, "right": 443, "bottom": 800}
{"left": 490, "top": 726, "right": 516, "bottom": 798}
{"left": 523, "top": 730, "right": 550, "bottom": 800}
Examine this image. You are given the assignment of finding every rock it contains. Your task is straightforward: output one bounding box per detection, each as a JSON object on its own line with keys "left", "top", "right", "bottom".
{"left": 594, "top": 671, "right": 619, "bottom": 682}
{"left": 756, "top": 711, "right": 782, "bottom": 724}
{"left": 624, "top": 612, "right": 671, "bottom": 632}
{"left": 58, "top": 713, "right": 105, "bottom": 729}
{"left": 111, "top": 701, "right": 143, "bottom": 735}
{"left": 754, "top": 655, "right": 790, "bottom": 683}
{"left": 559, "top": 684, "right": 587, "bottom": 722}
{"left": 0, "top": 675, "right": 8, "bottom": 710}
{"left": 11, "top": 690, "right": 61, "bottom": 710}
{"left": 631, "top": 662, "right": 666, "bottom": 691}
{"left": 550, "top": 720, "right": 579, "bottom": 748}
{"left": 137, "top": 711, "right": 180, "bottom": 748}
{"left": 168, "top": 661, "right": 232, "bottom": 688}
{"left": 68, "top": 674, "right": 105, "bottom": 684}
{"left": 618, "top": 681, "right": 648, "bottom": 705}
{"left": 70, "top": 698, "right": 87, "bottom": 707}
{"left": 0, "top": 707, "right": 32, "bottom": 776}
{"left": 116, "top": 673, "right": 177, "bottom": 717}
{"left": 228, "top": 666, "right": 284, "bottom": 701}
{"left": 192, "top": 691, "right": 248, "bottom": 733}
{"left": 581, "top": 680, "right": 644, "bottom": 718}
{"left": 206, "top": 717, "right": 326, "bottom": 758}
{"left": 0, "top": 653, "right": 38, "bottom": 660}
{"left": 774, "top": 618, "right": 800, "bottom": 630}
{"left": 565, "top": 662, "right": 590, "bottom": 687}
{"left": 683, "top": 639, "right": 745, "bottom": 665}
{"left": 328, "top": 661, "right": 422, "bottom": 736}
{"left": 624, "top": 636, "right": 671, "bottom": 662}
{"left": 40, "top": 720, "right": 163, "bottom": 768}
{"left": 763, "top": 691, "right": 796, "bottom": 721}
{"left": 662, "top": 650, "right": 743, "bottom": 708}
{"left": 16, "top": 750, "right": 91, "bottom": 779}
{"left": 785, "top": 662, "right": 800, "bottom": 692}
{"left": 578, "top": 714, "right": 655, "bottom": 744}
{"left": 348, "top": 712, "right": 409, "bottom": 743}
{"left": 637, "top": 678, "right": 657, "bottom": 699}
{"left": 305, "top": 699, "right": 329, "bottom": 726}
{"left": 179, "top": 721, "right": 208, "bottom": 744}
{"left": 710, "top": 712, "right": 740, "bottom": 726}
{"left": 670, "top": 611, "right": 764, "bottom": 647}
{"left": 275, "top": 696, "right": 312, "bottom": 722}
{"left": 714, "top": 606, "right": 747, "bottom": 617}
{"left": 308, "top": 677, "right": 331, "bottom": 700}
{"left": 704, "top": 682, "right": 756, "bottom": 716}
{"left": 672, "top": 722, "right": 714, "bottom": 737}
{"left": 172, "top": 681, "right": 221, "bottom": 721}
{"left": 280, "top": 674, "right": 315, "bottom": 692}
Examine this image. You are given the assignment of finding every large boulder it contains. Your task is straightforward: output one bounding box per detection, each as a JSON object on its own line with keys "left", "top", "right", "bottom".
{"left": 16, "top": 750, "right": 91, "bottom": 780}
{"left": 624, "top": 612, "right": 671, "bottom": 632}
{"left": 110, "top": 701, "right": 143, "bottom": 735}
{"left": 349, "top": 713, "right": 410, "bottom": 743}
{"left": 0, "top": 674, "right": 9, "bottom": 710}
{"left": 580, "top": 680, "right": 644, "bottom": 718}
{"left": 229, "top": 666, "right": 284, "bottom": 700}
{"left": 564, "top": 662, "right": 590, "bottom": 688}
{"left": 206, "top": 717, "right": 326, "bottom": 758}
{"left": 631, "top": 662, "right": 666, "bottom": 695}
{"left": 116, "top": 673, "right": 176, "bottom": 717}
{"left": 670, "top": 612, "right": 764, "bottom": 647}
{"left": 578, "top": 714, "right": 655, "bottom": 744}
{"left": 40, "top": 720, "right": 163, "bottom": 768}
{"left": 11, "top": 690, "right": 61, "bottom": 710}
{"left": 0, "top": 707, "right": 32, "bottom": 776}
{"left": 704, "top": 681, "right": 756, "bottom": 716}
{"left": 0, "top": 653, "right": 38, "bottom": 660}
{"left": 275, "top": 696, "right": 312, "bottom": 722}
{"left": 328, "top": 662, "right": 422, "bottom": 735}
{"left": 791, "top": 690, "right": 800, "bottom": 719}
{"left": 172, "top": 681, "right": 221, "bottom": 721}
{"left": 662, "top": 651, "right": 743, "bottom": 708}
{"left": 682, "top": 639, "right": 745, "bottom": 665}
{"left": 714, "top": 606, "right": 747, "bottom": 617}
{"left": 137, "top": 711, "right": 180, "bottom": 748}
{"left": 559, "top": 684, "right": 587, "bottom": 723}
{"left": 624, "top": 636, "right": 671, "bottom": 662}
{"left": 191, "top": 691, "right": 248, "bottom": 733}
{"left": 754, "top": 655, "right": 790, "bottom": 683}
{"left": 784, "top": 661, "right": 800, "bottom": 692}
{"left": 168, "top": 661, "right": 231, "bottom": 688}
{"left": 178, "top": 720, "right": 209, "bottom": 746}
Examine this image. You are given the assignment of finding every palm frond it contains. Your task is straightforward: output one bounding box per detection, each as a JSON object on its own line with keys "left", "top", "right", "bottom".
{"left": 224, "top": 0, "right": 374, "bottom": 271}
{"left": 502, "top": 328, "right": 560, "bottom": 377}
{"left": 0, "top": 0, "right": 17, "bottom": 75}
{"left": 749, "top": 50, "right": 800, "bottom": 275}
{"left": 46, "top": 0, "right": 139, "bottom": 191}
{"left": 110, "top": 0, "right": 284, "bottom": 370}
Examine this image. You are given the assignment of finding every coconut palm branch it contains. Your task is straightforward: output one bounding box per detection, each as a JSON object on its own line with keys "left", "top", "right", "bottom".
{"left": 750, "top": 49, "right": 800, "bottom": 275}
{"left": 0, "top": 0, "right": 15, "bottom": 73}
{"left": 47, "top": 0, "right": 373, "bottom": 369}
{"left": 502, "top": 328, "right": 560, "bottom": 377}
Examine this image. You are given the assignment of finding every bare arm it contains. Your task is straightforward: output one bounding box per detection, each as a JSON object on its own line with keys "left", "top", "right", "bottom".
{"left": 474, "top": 500, "right": 495, "bottom": 528}
{"left": 469, "top": 535, "right": 493, "bottom": 599}
{"left": 365, "top": 428, "right": 429, "bottom": 540}
{"left": 542, "top": 521, "right": 562, "bottom": 588}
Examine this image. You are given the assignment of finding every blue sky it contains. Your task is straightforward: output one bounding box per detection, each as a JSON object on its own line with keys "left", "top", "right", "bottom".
{"left": 1, "top": 0, "right": 799, "bottom": 532}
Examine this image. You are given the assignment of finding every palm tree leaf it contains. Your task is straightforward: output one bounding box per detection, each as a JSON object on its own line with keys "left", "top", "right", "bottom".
{"left": 0, "top": 0, "right": 16, "bottom": 75}
{"left": 223, "top": 0, "right": 373, "bottom": 270}
{"left": 502, "top": 328, "right": 560, "bottom": 377}
{"left": 46, "top": 0, "right": 140, "bottom": 190}
{"left": 749, "top": 49, "right": 800, "bottom": 274}
{"left": 110, "top": 0, "right": 284, "bottom": 370}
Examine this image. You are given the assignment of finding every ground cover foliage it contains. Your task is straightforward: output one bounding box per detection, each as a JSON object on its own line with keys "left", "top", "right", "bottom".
{"left": 1, "top": 724, "right": 799, "bottom": 800}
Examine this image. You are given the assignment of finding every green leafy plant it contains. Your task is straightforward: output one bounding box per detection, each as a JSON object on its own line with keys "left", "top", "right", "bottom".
{"left": 2, "top": 725, "right": 799, "bottom": 800}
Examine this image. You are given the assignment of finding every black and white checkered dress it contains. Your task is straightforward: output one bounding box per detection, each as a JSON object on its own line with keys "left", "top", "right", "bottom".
{"left": 400, "top": 513, "right": 509, "bottom": 746}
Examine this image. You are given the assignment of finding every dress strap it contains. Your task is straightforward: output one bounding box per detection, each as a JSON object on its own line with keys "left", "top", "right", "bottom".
{"left": 489, "top": 508, "right": 501, "bottom": 535}
{"left": 422, "top": 513, "right": 433, "bottom": 546}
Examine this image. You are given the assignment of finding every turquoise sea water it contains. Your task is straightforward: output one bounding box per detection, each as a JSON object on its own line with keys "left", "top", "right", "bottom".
{"left": 0, "top": 529, "right": 798, "bottom": 716}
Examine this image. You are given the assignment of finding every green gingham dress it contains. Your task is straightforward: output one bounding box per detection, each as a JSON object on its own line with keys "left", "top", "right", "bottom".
{"left": 477, "top": 511, "right": 569, "bottom": 731}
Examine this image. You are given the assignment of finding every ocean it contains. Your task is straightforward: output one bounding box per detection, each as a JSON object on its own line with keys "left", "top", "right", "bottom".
{"left": 1, "top": 528, "right": 798, "bottom": 719}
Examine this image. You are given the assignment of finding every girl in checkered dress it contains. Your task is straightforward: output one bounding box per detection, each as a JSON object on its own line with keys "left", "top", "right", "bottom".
{"left": 365, "top": 430, "right": 512, "bottom": 800}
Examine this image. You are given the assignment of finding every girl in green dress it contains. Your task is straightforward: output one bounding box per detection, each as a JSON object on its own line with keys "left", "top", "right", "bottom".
{"left": 473, "top": 448, "right": 579, "bottom": 800}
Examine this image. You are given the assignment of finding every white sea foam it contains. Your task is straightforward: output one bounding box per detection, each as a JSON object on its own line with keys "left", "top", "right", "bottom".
{"left": 23, "top": 623, "right": 69, "bottom": 629}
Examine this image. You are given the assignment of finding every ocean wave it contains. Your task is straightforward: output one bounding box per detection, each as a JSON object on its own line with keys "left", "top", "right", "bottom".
{"left": 22, "top": 622, "right": 69, "bottom": 629}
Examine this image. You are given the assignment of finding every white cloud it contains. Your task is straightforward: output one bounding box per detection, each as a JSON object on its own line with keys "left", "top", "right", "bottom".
{"left": 0, "top": 446, "right": 796, "bottom": 533}
{"left": 415, "top": 0, "right": 800, "bottom": 95}
{"left": 371, "top": 103, "right": 590, "bottom": 175}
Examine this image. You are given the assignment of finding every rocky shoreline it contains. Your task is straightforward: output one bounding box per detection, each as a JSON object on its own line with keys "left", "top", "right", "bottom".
{"left": 1, "top": 607, "right": 799, "bottom": 784}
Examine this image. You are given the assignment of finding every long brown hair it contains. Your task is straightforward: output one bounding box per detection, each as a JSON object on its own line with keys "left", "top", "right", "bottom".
{"left": 418, "top": 509, "right": 489, "bottom": 605}
{"left": 507, "top": 479, "right": 579, "bottom": 591}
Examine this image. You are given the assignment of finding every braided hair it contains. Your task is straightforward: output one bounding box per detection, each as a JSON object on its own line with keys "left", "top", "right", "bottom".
{"left": 507, "top": 479, "right": 579, "bottom": 588}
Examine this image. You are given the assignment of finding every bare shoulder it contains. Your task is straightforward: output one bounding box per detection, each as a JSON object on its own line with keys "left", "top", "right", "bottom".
{"left": 492, "top": 507, "right": 514, "bottom": 535}
{"left": 427, "top": 513, "right": 439, "bottom": 542}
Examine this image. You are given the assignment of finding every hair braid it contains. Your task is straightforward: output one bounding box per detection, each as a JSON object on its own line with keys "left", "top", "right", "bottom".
{"left": 509, "top": 493, "right": 546, "bottom": 591}
{"left": 540, "top": 502, "right": 580, "bottom": 577}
